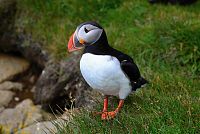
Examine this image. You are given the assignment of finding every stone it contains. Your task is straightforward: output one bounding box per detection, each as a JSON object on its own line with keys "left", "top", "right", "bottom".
{"left": 29, "top": 75, "right": 37, "bottom": 84}
{"left": 0, "top": 54, "right": 30, "bottom": 83}
{"left": 0, "top": 0, "right": 48, "bottom": 69}
{"left": 20, "top": 119, "right": 64, "bottom": 134}
{"left": 0, "top": 81, "right": 23, "bottom": 91}
{"left": 74, "top": 89, "right": 102, "bottom": 110}
{"left": 15, "top": 99, "right": 43, "bottom": 127}
{"left": 0, "top": 99, "right": 43, "bottom": 133}
{"left": 0, "top": 0, "right": 16, "bottom": 13}
{"left": 0, "top": 34, "right": 49, "bottom": 68}
{"left": 0, "top": 90, "right": 14, "bottom": 107}
{"left": 0, "top": 0, "right": 16, "bottom": 35}
{"left": 0, "top": 107, "right": 4, "bottom": 113}
{"left": 34, "top": 52, "right": 91, "bottom": 111}
{"left": 14, "top": 97, "right": 19, "bottom": 101}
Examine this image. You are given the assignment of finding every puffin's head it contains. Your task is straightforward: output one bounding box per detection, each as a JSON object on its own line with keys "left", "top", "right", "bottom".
{"left": 67, "top": 21, "right": 104, "bottom": 52}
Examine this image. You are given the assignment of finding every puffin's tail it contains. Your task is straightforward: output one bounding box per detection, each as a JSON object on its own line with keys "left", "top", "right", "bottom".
{"left": 131, "top": 77, "right": 148, "bottom": 91}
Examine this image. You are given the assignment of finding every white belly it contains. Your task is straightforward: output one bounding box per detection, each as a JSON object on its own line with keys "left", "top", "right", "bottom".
{"left": 80, "top": 53, "right": 132, "bottom": 99}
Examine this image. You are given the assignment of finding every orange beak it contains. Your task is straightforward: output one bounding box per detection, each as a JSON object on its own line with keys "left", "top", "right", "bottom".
{"left": 67, "top": 33, "right": 76, "bottom": 52}
{"left": 67, "top": 32, "right": 85, "bottom": 52}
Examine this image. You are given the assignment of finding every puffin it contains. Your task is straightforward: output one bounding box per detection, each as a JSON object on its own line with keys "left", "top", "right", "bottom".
{"left": 67, "top": 21, "right": 148, "bottom": 120}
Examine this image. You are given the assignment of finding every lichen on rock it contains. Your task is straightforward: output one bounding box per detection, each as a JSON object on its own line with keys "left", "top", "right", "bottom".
{"left": 0, "top": 99, "right": 43, "bottom": 133}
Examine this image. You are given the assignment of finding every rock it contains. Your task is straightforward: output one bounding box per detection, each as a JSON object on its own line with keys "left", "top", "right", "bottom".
{"left": 74, "top": 88, "right": 102, "bottom": 110}
{"left": 15, "top": 99, "right": 43, "bottom": 127}
{"left": 29, "top": 75, "right": 37, "bottom": 84}
{"left": 0, "top": 90, "right": 14, "bottom": 107}
{"left": 0, "top": 99, "right": 43, "bottom": 133}
{"left": 14, "top": 97, "right": 19, "bottom": 101}
{"left": 20, "top": 119, "right": 64, "bottom": 134}
{"left": 0, "top": 0, "right": 16, "bottom": 35}
{"left": 0, "top": 0, "right": 16, "bottom": 13}
{"left": 0, "top": 107, "right": 4, "bottom": 113}
{"left": 0, "top": 0, "right": 48, "bottom": 69}
{"left": 0, "top": 54, "right": 30, "bottom": 83}
{"left": 0, "top": 34, "right": 49, "bottom": 68}
{"left": 0, "top": 81, "right": 23, "bottom": 91}
{"left": 34, "top": 52, "right": 91, "bottom": 111}
{"left": 40, "top": 110, "right": 56, "bottom": 121}
{"left": 18, "top": 35, "right": 49, "bottom": 68}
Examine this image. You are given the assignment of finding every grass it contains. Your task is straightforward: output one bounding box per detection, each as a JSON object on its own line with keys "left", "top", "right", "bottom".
{"left": 15, "top": 0, "right": 200, "bottom": 133}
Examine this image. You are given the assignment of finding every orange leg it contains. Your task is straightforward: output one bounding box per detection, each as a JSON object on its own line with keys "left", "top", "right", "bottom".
{"left": 92, "top": 96, "right": 108, "bottom": 116}
{"left": 103, "top": 96, "right": 108, "bottom": 112}
{"left": 101, "top": 99, "right": 124, "bottom": 120}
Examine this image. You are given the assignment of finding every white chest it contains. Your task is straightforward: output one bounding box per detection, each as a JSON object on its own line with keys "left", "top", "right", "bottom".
{"left": 80, "top": 53, "right": 131, "bottom": 98}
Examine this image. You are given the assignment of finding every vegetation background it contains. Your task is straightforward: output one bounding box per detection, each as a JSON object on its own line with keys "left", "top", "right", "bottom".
{"left": 16, "top": 0, "right": 200, "bottom": 133}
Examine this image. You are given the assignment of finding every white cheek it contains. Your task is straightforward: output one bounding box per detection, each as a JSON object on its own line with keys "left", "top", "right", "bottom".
{"left": 77, "top": 27, "right": 86, "bottom": 40}
{"left": 86, "top": 29, "right": 103, "bottom": 43}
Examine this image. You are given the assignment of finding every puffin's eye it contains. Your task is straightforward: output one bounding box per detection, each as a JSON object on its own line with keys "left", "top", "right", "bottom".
{"left": 84, "top": 27, "right": 89, "bottom": 33}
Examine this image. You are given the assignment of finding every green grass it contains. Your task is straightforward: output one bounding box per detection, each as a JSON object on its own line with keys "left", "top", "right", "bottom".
{"left": 15, "top": 0, "right": 200, "bottom": 133}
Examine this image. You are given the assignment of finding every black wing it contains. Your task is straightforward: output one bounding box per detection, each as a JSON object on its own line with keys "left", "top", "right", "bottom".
{"left": 120, "top": 57, "right": 141, "bottom": 81}
{"left": 109, "top": 48, "right": 148, "bottom": 91}
{"left": 120, "top": 57, "right": 148, "bottom": 90}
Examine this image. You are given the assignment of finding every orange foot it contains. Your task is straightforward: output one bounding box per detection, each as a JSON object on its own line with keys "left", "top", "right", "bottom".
{"left": 101, "top": 111, "right": 117, "bottom": 120}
